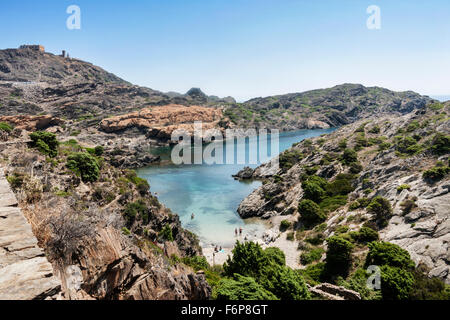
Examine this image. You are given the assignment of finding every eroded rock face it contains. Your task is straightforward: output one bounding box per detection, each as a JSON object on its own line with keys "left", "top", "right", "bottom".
{"left": 56, "top": 227, "right": 211, "bottom": 300}
{"left": 0, "top": 115, "right": 64, "bottom": 131}
{"left": 100, "top": 104, "right": 224, "bottom": 141}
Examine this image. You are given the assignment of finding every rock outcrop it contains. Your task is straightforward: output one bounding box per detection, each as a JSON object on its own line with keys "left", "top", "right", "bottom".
{"left": 308, "top": 283, "right": 361, "bottom": 300}
{"left": 0, "top": 115, "right": 63, "bottom": 131}
{"left": 100, "top": 104, "right": 224, "bottom": 141}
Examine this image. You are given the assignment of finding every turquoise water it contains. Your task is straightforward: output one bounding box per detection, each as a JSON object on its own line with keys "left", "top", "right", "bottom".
{"left": 137, "top": 128, "right": 336, "bottom": 247}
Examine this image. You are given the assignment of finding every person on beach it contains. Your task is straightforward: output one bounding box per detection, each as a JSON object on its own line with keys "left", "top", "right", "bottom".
{"left": 239, "top": 227, "right": 243, "bottom": 236}
{"left": 191, "top": 213, "right": 195, "bottom": 220}
{"left": 235, "top": 228, "right": 238, "bottom": 236}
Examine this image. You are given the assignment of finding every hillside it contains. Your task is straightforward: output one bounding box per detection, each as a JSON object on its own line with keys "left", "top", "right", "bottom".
{"left": 225, "top": 84, "right": 433, "bottom": 131}
{"left": 236, "top": 101, "right": 450, "bottom": 290}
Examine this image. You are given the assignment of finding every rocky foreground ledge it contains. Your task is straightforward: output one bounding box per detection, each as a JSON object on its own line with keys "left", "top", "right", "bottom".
{"left": 0, "top": 166, "right": 61, "bottom": 300}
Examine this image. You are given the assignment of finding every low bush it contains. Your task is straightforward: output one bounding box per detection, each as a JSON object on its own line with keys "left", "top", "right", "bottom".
{"left": 341, "top": 148, "right": 358, "bottom": 165}
{"left": 350, "top": 226, "right": 379, "bottom": 243}
{"left": 0, "top": 122, "right": 13, "bottom": 132}
{"left": 423, "top": 165, "right": 449, "bottom": 181}
{"left": 279, "top": 220, "right": 291, "bottom": 232}
{"left": 123, "top": 200, "right": 148, "bottom": 227}
{"left": 300, "top": 247, "right": 325, "bottom": 265}
{"left": 298, "top": 199, "right": 327, "bottom": 226}
{"left": 367, "top": 196, "right": 393, "bottom": 228}
{"left": 365, "top": 242, "right": 415, "bottom": 270}
{"left": 279, "top": 150, "right": 304, "bottom": 171}
{"left": 395, "top": 136, "right": 422, "bottom": 155}
{"left": 397, "top": 184, "right": 411, "bottom": 192}
{"left": 380, "top": 265, "right": 415, "bottom": 300}
{"left": 215, "top": 274, "right": 278, "bottom": 300}
{"left": 66, "top": 152, "right": 100, "bottom": 182}
{"left": 159, "top": 224, "right": 174, "bottom": 242}
{"left": 29, "top": 131, "right": 59, "bottom": 157}
{"left": 430, "top": 133, "right": 450, "bottom": 155}
{"left": 325, "top": 236, "right": 354, "bottom": 278}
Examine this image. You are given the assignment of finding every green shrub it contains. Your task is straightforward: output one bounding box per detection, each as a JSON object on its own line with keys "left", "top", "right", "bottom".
{"left": 302, "top": 179, "right": 326, "bottom": 203}
{"left": 159, "top": 224, "right": 174, "bottom": 242}
{"left": 367, "top": 196, "right": 393, "bottom": 228}
{"left": 397, "top": 184, "right": 411, "bottom": 192}
{"left": 409, "top": 265, "right": 450, "bottom": 300}
{"left": 264, "top": 247, "right": 286, "bottom": 266}
{"left": 66, "top": 152, "right": 100, "bottom": 182}
{"left": 423, "top": 165, "right": 450, "bottom": 181}
{"left": 123, "top": 199, "right": 148, "bottom": 227}
{"left": 338, "top": 139, "right": 347, "bottom": 150}
{"left": 300, "top": 262, "right": 326, "bottom": 284}
{"left": 406, "top": 120, "right": 420, "bottom": 132}
{"left": 378, "top": 142, "right": 391, "bottom": 151}
{"left": 350, "top": 226, "right": 379, "bottom": 243}
{"left": 325, "top": 236, "right": 354, "bottom": 278}
{"left": 29, "top": 131, "right": 59, "bottom": 157}
{"left": 279, "top": 220, "right": 291, "bottom": 232}
{"left": 349, "top": 197, "right": 370, "bottom": 211}
{"left": 395, "top": 136, "right": 422, "bottom": 155}
{"left": 365, "top": 242, "right": 415, "bottom": 270}
{"left": 298, "top": 199, "right": 327, "bottom": 226}
{"left": 380, "top": 265, "right": 415, "bottom": 300}
{"left": 6, "top": 172, "right": 25, "bottom": 190}
{"left": 429, "top": 133, "right": 450, "bottom": 155}
{"left": 336, "top": 268, "right": 381, "bottom": 300}
{"left": 348, "top": 162, "right": 363, "bottom": 174}
{"left": 0, "top": 122, "right": 13, "bottom": 132}
{"left": 428, "top": 102, "right": 444, "bottom": 111}
{"left": 342, "top": 149, "right": 358, "bottom": 165}
{"left": 279, "top": 150, "right": 304, "bottom": 171}
{"left": 122, "top": 227, "right": 131, "bottom": 235}
{"left": 368, "top": 125, "right": 380, "bottom": 134}
{"left": 125, "top": 170, "right": 150, "bottom": 195}
{"left": 300, "top": 247, "right": 325, "bottom": 265}
{"left": 326, "top": 174, "right": 355, "bottom": 196}
{"left": 223, "top": 241, "right": 309, "bottom": 300}
{"left": 319, "top": 195, "right": 348, "bottom": 213}
{"left": 215, "top": 274, "right": 278, "bottom": 300}
{"left": 94, "top": 145, "right": 104, "bottom": 156}
{"left": 182, "top": 255, "right": 210, "bottom": 271}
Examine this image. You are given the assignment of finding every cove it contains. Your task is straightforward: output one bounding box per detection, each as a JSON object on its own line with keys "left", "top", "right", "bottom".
{"left": 137, "top": 128, "right": 336, "bottom": 248}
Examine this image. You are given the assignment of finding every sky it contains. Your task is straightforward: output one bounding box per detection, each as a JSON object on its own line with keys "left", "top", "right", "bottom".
{"left": 1, "top": 0, "right": 449, "bottom": 101}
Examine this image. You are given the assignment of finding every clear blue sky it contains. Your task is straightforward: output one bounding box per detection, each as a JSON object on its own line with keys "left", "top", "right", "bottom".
{"left": 1, "top": 0, "right": 449, "bottom": 101}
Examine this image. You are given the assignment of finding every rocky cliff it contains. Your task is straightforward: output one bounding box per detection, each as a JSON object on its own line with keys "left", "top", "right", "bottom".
{"left": 237, "top": 101, "right": 450, "bottom": 284}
